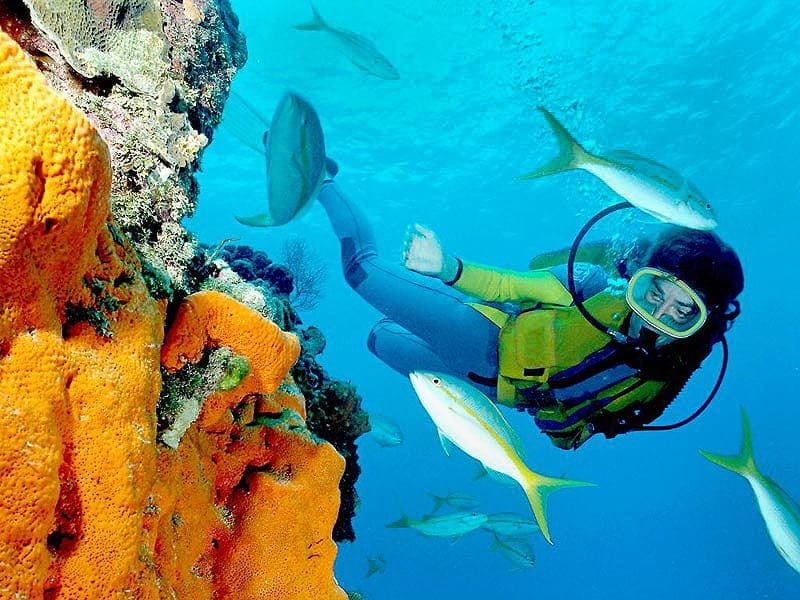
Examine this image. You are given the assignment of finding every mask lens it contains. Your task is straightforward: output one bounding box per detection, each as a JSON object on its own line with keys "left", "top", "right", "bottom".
{"left": 626, "top": 268, "right": 707, "bottom": 338}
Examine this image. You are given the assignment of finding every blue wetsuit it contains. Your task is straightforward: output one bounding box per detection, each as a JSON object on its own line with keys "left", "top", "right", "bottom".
{"left": 318, "top": 181, "right": 501, "bottom": 397}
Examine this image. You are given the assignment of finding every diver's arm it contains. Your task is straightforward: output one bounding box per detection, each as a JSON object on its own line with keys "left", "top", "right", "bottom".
{"left": 403, "top": 224, "right": 594, "bottom": 304}
{"left": 403, "top": 224, "right": 459, "bottom": 279}
{"left": 439, "top": 254, "right": 461, "bottom": 284}
{"left": 449, "top": 260, "right": 574, "bottom": 305}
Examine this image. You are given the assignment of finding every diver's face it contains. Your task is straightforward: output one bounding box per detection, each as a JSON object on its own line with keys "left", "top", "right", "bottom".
{"left": 642, "top": 277, "right": 699, "bottom": 330}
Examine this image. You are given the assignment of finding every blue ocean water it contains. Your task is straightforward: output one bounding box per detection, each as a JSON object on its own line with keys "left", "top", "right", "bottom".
{"left": 188, "top": 1, "right": 800, "bottom": 598}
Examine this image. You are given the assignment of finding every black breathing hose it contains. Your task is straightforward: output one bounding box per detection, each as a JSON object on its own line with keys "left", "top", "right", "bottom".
{"left": 565, "top": 202, "right": 728, "bottom": 432}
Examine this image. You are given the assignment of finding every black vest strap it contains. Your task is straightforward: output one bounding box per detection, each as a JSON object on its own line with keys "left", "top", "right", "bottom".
{"left": 547, "top": 345, "right": 627, "bottom": 389}
{"left": 467, "top": 372, "right": 498, "bottom": 387}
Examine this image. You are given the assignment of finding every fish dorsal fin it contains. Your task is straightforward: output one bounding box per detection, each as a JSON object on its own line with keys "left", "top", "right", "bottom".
{"left": 768, "top": 477, "right": 800, "bottom": 524}
{"left": 605, "top": 149, "right": 685, "bottom": 189}
{"left": 504, "top": 422, "right": 525, "bottom": 460}
{"left": 428, "top": 493, "right": 446, "bottom": 513}
{"left": 605, "top": 149, "right": 674, "bottom": 171}
{"left": 293, "top": 2, "right": 328, "bottom": 31}
{"left": 220, "top": 91, "right": 270, "bottom": 155}
{"left": 488, "top": 511, "right": 526, "bottom": 523}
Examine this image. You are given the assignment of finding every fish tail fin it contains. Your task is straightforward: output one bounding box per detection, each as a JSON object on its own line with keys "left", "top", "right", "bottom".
{"left": 234, "top": 213, "right": 275, "bottom": 228}
{"left": 699, "top": 407, "right": 758, "bottom": 477}
{"left": 517, "top": 107, "right": 593, "bottom": 180}
{"left": 293, "top": 2, "right": 327, "bottom": 31}
{"left": 385, "top": 513, "right": 411, "bottom": 529}
{"left": 520, "top": 469, "right": 596, "bottom": 545}
{"left": 428, "top": 493, "right": 445, "bottom": 513}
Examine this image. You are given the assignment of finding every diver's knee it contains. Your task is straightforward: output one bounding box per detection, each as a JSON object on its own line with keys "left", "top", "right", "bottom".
{"left": 366, "top": 324, "right": 379, "bottom": 357}
{"left": 366, "top": 318, "right": 394, "bottom": 357}
{"left": 341, "top": 238, "right": 376, "bottom": 289}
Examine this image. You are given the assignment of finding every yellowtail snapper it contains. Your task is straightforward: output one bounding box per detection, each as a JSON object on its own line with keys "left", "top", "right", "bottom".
{"left": 365, "top": 555, "right": 387, "bottom": 578}
{"left": 700, "top": 408, "right": 800, "bottom": 574}
{"left": 386, "top": 511, "right": 488, "bottom": 538}
{"left": 409, "top": 371, "right": 594, "bottom": 544}
{"left": 428, "top": 492, "right": 481, "bottom": 513}
{"left": 520, "top": 107, "right": 718, "bottom": 230}
{"left": 482, "top": 512, "right": 539, "bottom": 538}
{"left": 489, "top": 534, "right": 536, "bottom": 569}
{"left": 367, "top": 413, "right": 403, "bottom": 447}
{"left": 293, "top": 3, "right": 400, "bottom": 80}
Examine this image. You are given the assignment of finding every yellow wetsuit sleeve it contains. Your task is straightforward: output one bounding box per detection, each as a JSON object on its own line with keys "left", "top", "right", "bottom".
{"left": 451, "top": 260, "right": 574, "bottom": 305}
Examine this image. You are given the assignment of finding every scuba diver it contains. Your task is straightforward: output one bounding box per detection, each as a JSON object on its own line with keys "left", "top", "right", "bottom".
{"left": 317, "top": 174, "right": 744, "bottom": 450}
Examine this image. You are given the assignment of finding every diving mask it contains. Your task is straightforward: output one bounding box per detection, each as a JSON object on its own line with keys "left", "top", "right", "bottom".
{"left": 626, "top": 267, "right": 707, "bottom": 339}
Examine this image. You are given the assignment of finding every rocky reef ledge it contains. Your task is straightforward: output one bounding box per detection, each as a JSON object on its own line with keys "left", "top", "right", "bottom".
{"left": 0, "top": 3, "right": 366, "bottom": 598}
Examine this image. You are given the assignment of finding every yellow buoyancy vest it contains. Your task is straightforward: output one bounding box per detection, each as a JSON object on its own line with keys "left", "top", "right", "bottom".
{"left": 486, "top": 291, "right": 630, "bottom": 403}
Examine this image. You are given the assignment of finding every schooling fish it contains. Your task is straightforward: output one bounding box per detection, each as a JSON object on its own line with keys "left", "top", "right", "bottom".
{"left": 234, "top": 90, "right": 330, "bottom": 228}
{"left": 700, "top": 408, "right": 800, "bottom": 575}
{"left": 408, "top": 371, "right": 594, "bottom": 544}
{"left": 293, "top": 3, "right": 400, "bottom": 80}
{"left": 368, "top": 413, "right": 403, "bottom": 447}
{"left": 489, "top": 534, "right": 536, "bottom": 570}
{"left": 428, "top": 492, "right": 481, "bottom": 513}
{"left": 519, "top": 107, "right": 718, "bottom": 230}
{"left": 482, "top": 512, "right": 539, "bottom": 538}
{"left": 365, "top": 555, "right": 387, "bottom": 578}
{"left": 386, "top": 511, "right": 488, "bottom": 538}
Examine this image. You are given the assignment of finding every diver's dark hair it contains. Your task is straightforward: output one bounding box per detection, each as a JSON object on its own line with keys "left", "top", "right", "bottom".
{"left": 647, "top": 226, "right": 744, "bottom": 340}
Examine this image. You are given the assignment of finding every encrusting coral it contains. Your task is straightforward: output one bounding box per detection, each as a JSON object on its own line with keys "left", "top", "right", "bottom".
{"left": 0, "top": 0, "right": 246, "bottom": 288}
{"left": 0, "top": 30, "right": 348, "bottom": 599}
{"left": 21, "top": 0, "right": 169, "bottom": 95}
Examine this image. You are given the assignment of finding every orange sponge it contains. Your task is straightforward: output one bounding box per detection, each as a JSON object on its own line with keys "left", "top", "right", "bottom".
{"left": 214, "top": 423, "right": 348, "bottom": 600}
{"left": 161, "top": 290, "right": 304, "bottom": 429}
{"left": 0, "top": 28, "right": 163, "bottom": 598}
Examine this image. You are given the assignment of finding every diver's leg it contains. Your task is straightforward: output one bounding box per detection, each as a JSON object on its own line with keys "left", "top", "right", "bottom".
{"left": 367, "top": 318, "right": 449, "bottom": 373}
{"left": 317, "top": 180, "right": 378, "bottom": 287}
{"left": 318, "top": 182, "right": 499, "bottom": 380}
{"left": 367, "top": 319, "right": 498, "bottom": 399}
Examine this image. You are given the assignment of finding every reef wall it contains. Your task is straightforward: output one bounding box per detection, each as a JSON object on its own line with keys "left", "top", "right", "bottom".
{"left": 0, "top": 0, "right": 246, "bottom": 286}
{"left": 0, "top": 2, "right": 363, "bottom": 597}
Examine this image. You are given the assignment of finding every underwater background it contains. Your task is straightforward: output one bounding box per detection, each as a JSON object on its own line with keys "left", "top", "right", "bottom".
{"left": 188, "top": 1, "right": 799, "bottom": 598}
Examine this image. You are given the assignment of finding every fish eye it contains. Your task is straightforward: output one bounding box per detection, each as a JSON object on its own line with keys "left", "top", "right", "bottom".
{"left": 432, "top": 377, "right": 441, "bottom": 385}
{"left": 706, "top": 203, "right": 712, "bottom": 209}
